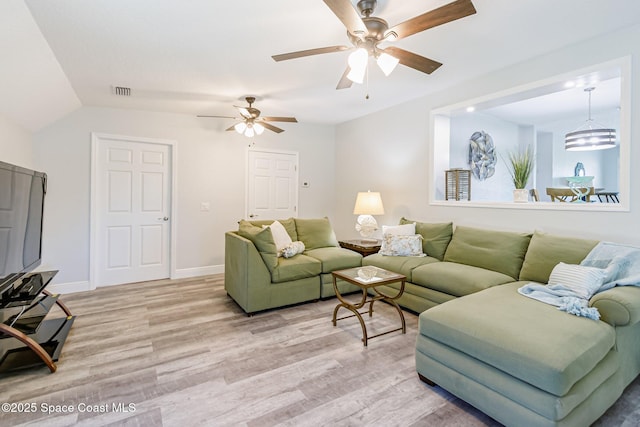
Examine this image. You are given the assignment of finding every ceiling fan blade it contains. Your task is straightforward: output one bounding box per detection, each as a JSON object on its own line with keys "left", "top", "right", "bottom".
{"left": 197, "top": 115, "right": 237, "bottom": 119}
{"left": 323, "top": 0, "right": 368, "bottom": 36}
{"left": 387, "top": 0, "right": 476, "bottom": 41}
{"left": 234, "top": 106, "right": 252, "bottom": 118}
{"left": 260, "top": 116, "right": 298, "bottom": 123}
{"left": 336, "top": 66, "right": 353, "bottom": 90}
{"left": 261, "top": 122, "right": 285, "bottom": 134}
{"left": 225, "top": 124, "right": 237, "bottom": 132}
{"left": 272, "top": 45, "right": 350, "bottom": 62}
{"left": 382, "top": 47, "right": 442, "bottom": 74}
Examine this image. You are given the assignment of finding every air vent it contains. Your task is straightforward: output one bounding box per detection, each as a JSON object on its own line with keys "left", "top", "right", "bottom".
{"left": 113, "top": 86, "right": 131, "bottom": 96}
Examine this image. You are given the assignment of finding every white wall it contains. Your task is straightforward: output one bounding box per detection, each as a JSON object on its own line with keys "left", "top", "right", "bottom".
{"left": 32, "top": 106, "right": 336, "bottom": 286}
{"left": 0, "top": 113, "right": 33, "bottom": 168}
{"left": 335, "top": 24, "right": 640, "bottom": 246}
{"left": 449, "top": 112, "right": 521, "bottom": 201}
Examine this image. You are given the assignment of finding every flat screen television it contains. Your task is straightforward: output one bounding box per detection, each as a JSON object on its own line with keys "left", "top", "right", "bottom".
{"left": 0, "top": 160, "right": 47, "bottom": 296}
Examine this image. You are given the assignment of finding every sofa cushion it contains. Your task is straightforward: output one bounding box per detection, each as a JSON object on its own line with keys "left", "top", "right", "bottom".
{"left": 305, "top": 247, "right": 362, "bottom": 273}
{"left": 247, "top": 218, "right": 298, "bottom": 241}
{"left": 519, "top": 231, "right": 599, "bottom": 283}
{"left": 400, "top": 218, "right": 453, "bottom": 261}
{"left": 238, "top": 220, "right": 278, "bottom": 271}
{"left": 418, "top": 282, "right": 616, "bottom": 396}
{"left": 412, "top": 262, "right": 514, "bottom": 297}
{"left": 363, "top": 253, "right": 438, "bottom": 281}
{"left": 294, "top": 217, "right": 339, "bottom": 250}
{"left": 270, "top": 254, "right": 322, "bottom": 283}
{"left": 443, "top": 226, "right": 531, "bottom": 280}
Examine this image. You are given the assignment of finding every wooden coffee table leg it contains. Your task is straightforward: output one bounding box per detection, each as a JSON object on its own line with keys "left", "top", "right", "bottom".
{"left": 332, "top": 278, "right": 370, "bottom": 346}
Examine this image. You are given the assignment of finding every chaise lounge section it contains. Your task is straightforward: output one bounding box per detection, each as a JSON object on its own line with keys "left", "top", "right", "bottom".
{"left": 361, "top": 219, "right": 640, "bottom": 426}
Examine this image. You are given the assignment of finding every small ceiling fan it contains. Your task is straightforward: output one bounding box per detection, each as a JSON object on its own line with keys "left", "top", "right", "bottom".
{"left": 198, "top": 97, "right": 298, "bottom": 137}
{"left": 272, "top": 0, "right": 477, "bottom": 89}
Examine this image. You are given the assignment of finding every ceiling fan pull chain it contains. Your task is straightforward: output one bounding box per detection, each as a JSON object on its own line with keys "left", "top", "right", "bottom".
{"left": 365, "top": 62, "right": 370, "bottom": 100}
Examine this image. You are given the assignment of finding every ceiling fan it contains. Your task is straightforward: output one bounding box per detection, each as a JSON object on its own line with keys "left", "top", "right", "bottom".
{"left": 272, "top": 0, "right": 477, "bottom": 89}
{"left": 198, "top": 97, "right": 298, "bottom": 137}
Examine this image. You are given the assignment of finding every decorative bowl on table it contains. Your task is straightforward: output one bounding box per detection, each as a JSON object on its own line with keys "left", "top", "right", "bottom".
{"left": 357, "top": 267, "right": 378, "bottom": 281}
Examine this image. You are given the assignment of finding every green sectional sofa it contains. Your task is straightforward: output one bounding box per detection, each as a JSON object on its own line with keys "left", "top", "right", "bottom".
{"left": 224, "top": 217, "right": 362, "bottom": 314}
{"left": 360, "top": 218, "right": 640, "bottom": 427}
{"left": 224, "top": 215, "right": 640, "bottom": 426}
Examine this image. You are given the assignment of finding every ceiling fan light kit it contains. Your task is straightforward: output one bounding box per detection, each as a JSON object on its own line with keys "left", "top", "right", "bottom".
{"left": 272, "top": 0, "right": 477, "bottom": 90}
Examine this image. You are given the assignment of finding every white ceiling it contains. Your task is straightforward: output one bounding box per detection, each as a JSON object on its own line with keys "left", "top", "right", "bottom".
{"left": 6, "top": 0, "right": 640, "bottom": 131}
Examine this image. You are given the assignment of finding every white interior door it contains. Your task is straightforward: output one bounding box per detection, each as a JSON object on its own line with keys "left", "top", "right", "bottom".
{"left": 247, "top": 150, "right": 298, "bottom": 220}
{"left": 92, "top": 134, "right": 172, "bottom": 287}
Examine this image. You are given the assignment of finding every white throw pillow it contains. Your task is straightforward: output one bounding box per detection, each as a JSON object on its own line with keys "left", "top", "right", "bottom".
{"left": 379, "top": 234, "right": 425, "bottom": 257}
{"left": 548, "top": 262, "right": 607, "bottom": 299}
{"left": 381, "top": 223, "right": 416, "bottom": 236}
{"left": 265, "top": 220, "right": 292, "bottom": 255}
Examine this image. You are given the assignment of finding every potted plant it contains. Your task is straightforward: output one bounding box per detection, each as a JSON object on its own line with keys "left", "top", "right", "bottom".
{"left": 504, "top": 146, "right": 534, "bottom": 202}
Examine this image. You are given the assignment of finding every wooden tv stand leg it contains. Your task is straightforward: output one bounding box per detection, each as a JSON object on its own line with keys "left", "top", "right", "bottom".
{"left": 42, "top": 289, "right": 73, "bottom": 317}
{"left": 0, "top": 323, "right": 56, "bottom": 373}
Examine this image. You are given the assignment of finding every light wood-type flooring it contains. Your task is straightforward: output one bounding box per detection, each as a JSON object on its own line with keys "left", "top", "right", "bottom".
{"left": 1, "top": 274, "right": 638, "bottom": 426}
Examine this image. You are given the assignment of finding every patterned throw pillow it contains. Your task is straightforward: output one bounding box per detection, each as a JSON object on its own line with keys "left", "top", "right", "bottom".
{"left": 281, "top": 241, "right": 305, "bottom": 258}
{"left": 379, "top": 234, "right": 425, "bottom": 257}
{"left": 548, "top": 262, "right": 607, "bottom": 299}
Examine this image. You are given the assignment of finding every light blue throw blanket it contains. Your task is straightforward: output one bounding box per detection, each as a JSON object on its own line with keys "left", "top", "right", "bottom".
{"left": 518, "top": 283, "right": 601, "bottom": 320}
{"left": 580, "top": 241, "right": 640, "bottom": 291}
{"left": 518, "top": 241, "right": 640, "bottom": 320}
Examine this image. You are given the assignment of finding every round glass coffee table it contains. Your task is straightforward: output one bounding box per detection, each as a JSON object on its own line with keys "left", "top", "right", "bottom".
{"left": 331, "top": 266, "right": 406, "bottom": 346}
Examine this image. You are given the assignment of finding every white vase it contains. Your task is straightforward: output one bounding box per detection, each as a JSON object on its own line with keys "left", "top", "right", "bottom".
{"left": 513, "top": 189, "right": 529, "bottom": 203}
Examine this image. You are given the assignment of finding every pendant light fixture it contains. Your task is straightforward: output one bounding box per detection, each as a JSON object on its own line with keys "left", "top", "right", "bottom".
{"left": 564, "top": 87, "right": 616, "bottom": 151}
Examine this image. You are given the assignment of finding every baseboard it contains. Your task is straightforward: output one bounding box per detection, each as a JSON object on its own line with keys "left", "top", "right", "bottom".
{"left": 43, "top": 265, "right": 224, "bottom": 294}
{"left": 172, "top": 264, "right": 224, "bottom": 279}
{"left": 47, "top": 280, "right": 92, "bottom": 295}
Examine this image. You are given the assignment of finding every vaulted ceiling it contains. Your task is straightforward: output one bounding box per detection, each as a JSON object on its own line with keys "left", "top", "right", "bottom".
{"left": 3, "top": 0, "right": 640, "bottom": 131}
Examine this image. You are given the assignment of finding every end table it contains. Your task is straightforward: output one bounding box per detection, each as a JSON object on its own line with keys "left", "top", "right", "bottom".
{"left": 339, "top": 239, "right": 381, "bottom": 257}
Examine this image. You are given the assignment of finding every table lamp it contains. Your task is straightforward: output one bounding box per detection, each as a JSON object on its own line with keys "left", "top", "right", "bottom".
{"left": 353, "top": 191, "right": 384, "bottom": 242}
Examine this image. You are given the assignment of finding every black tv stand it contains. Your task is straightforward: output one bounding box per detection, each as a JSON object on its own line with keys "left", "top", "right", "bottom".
{"left": 0, "top": 271, "right": 75, "bottom": 373}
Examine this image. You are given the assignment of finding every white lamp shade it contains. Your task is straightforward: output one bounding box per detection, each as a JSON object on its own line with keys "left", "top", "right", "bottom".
{"left": 377, "top": 52, "right": 399, "bottom": 76}
{"left": 347, "top": 48, "right": 368, "bottom": 84}
{"left": 244, "top": 125, "right": 255, "bottom": 138}
{"left": 253, "top": 122, "right": 265, "bottom": 135}
{"left": 353, "top": 191, "right": 385, "bottom": 215}
{"left": 234, "top": 122, "right": 247, "bottom": 134}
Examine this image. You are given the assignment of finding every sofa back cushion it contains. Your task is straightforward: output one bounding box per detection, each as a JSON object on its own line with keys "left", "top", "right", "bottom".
{"left": 247, "top": 218, "right": 297, "bottom": 241}
{"left": 400, "top": 218, "right": 453, "bottom": 261}
{"left": 519, "top": 231, "right": 599, "bottom": 283}
{"left": 443, "top": 225, "right": 532, "bottom": 280}
{"left": 237, "top": 220, "right": 278, "bottom": 271}
{"left": 294, "top": 218, "right": 339, "bottom": 250}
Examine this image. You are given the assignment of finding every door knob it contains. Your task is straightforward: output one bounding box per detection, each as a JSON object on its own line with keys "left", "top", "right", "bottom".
{"left": 157, "top": 217, "right": 169, "bottom": 221}
{"left": 249, "top": 214, "right": 258, "bottom": 218}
